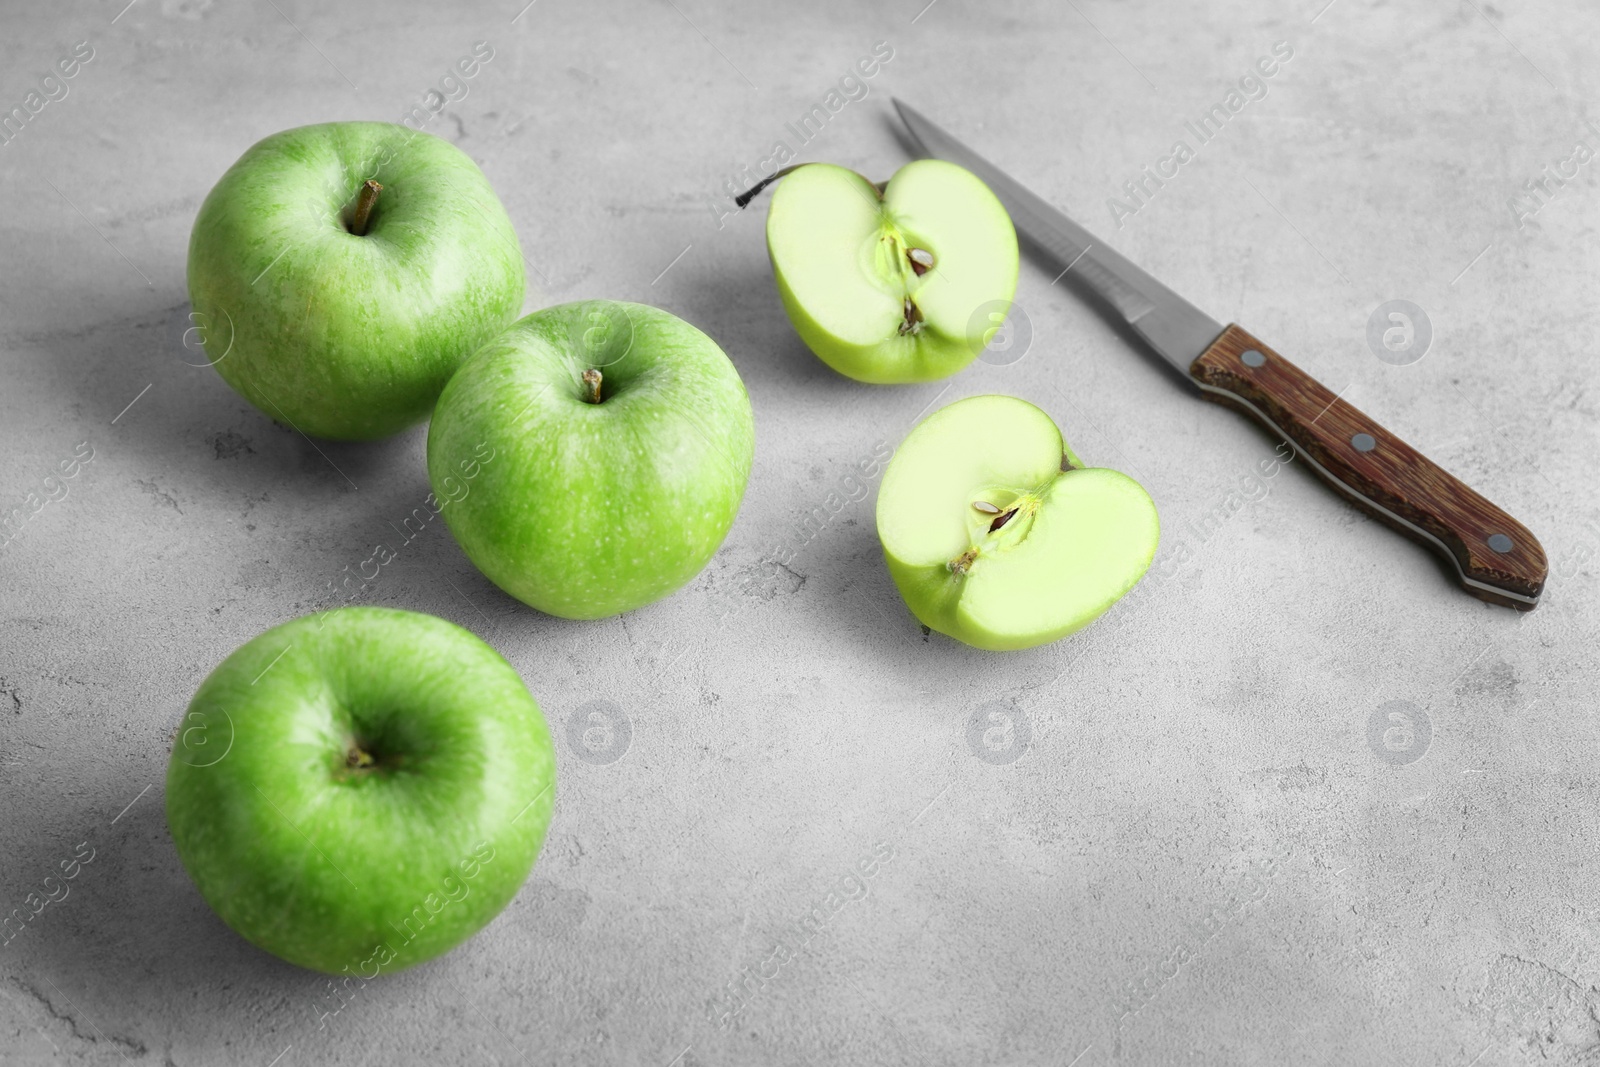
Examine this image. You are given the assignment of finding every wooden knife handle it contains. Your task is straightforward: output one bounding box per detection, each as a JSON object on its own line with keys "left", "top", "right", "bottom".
{"left": 1190, "top": 324, "right": 1546, "bottom": 610}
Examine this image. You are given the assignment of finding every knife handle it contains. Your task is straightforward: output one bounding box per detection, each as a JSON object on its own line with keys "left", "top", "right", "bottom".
{"left": 1189, "top": 324, "right": 1546, "bottom": 610}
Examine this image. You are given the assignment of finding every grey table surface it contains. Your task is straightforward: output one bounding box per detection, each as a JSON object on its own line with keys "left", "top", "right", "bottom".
{"left": 3, "top": 0, "right": 1599, "bottom": 1064}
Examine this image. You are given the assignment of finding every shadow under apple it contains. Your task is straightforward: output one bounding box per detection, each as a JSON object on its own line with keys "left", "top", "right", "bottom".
{"left": 21, "top": 294, "right": 425, "bottom": 512}
{"left": 2, "top": 762, "right": 579, "bottom": 1060}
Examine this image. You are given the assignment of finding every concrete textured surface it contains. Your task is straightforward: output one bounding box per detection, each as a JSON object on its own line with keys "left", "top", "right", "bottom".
{"left": 2, "top": 0, "right": 1598, "bottom": 1063}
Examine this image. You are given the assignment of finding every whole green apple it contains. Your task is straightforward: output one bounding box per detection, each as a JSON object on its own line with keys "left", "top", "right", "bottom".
{"left": 876, "top": 395, "right": 1158, "bottom": 650}
{"left": 427, "top": 300, "right": 755, "bottom": 619}
{"left": 761, "top": 160, "right": 1018, "bottom": 384}
{"left": 187, "top": 122, "right": 525, "bottom": 440}
{"left": 165, "top": 607, "right": 555, "bottom": 975}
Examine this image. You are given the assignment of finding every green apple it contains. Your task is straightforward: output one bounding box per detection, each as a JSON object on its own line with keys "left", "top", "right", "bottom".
{"left": 760, "top": 160, "right": 1018, "bottom": 384}
{"left": 427, "top": 300, "right": 755, "bottom": 619}
{"left": 187, "top": 122, "right": 525, "bottom": 440}
{"left": 876, "top": 395, "right": 1158, "bottom": 651}
{"left": 165, "top": 607, "right": 555, "bottom": 975}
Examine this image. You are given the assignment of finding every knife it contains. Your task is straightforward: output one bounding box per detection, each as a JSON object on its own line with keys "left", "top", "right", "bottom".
{"left": 892, "top": 99, "right": 1546, "bottom": 611}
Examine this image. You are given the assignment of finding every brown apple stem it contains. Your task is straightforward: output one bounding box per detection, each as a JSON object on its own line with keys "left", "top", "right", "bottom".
{"left": 350, "top": 179, "right": 382, "bottom": 236}
{"left": 734, "top": 164, "right": 808, "bottom": 209}
{"left": 581, "top": 368, "right": 603, "bottom": 404}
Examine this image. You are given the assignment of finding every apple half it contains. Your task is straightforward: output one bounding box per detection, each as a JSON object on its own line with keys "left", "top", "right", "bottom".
{"left": 764, "top": 160, "right": 1018, "bottom": 384}
{"left": 876, "top": 395, "right": 1159, "bottom": 650}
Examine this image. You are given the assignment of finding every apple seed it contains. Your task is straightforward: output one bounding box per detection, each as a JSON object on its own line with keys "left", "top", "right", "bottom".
{"left": 908, "top": 247, "right": 935, "bottom": 276}
{"left": 989, "top": 508, "right": 1018, "bottom": 532}
{"left": 972, "top": 500, "right": 1001, "bottom": 514}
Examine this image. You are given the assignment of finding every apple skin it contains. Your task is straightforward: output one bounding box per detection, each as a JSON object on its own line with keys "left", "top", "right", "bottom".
{"left": 165, "top": 607, "right": 555, "bottom": 975}
{"left": 187, "top": 122, "right": 525, "bottom": 440}
{"left": 428, "top": 300, "right": 755, "bottom": 619}
{"left": 765, "top": 160, "right": 1018, "bottom": 384}
{"left": 876, "top": 395, "right": 1158, "bottom": 651}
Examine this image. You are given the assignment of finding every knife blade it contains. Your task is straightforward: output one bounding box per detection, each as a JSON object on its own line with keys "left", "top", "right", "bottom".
{"left": 893, "top": 98, "right": 1546, "bottom": 610}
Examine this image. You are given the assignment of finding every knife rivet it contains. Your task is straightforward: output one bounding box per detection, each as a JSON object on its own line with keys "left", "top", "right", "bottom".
{"left": 1487, "top": 533, "right": 1514, "bottom": 553}
{"left": 1351, "top": 433, "right": 1377, "bottom": 452}
{"left": 1241, "top": 349, "right": 1266, "bottom": 367}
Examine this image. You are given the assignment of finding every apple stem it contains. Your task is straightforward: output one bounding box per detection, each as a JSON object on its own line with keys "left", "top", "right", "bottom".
{"left": 1060, "top": 455, "right": 1078, "bottom": 472}
{"left": 734, "top": 165, "right": 808, "bottom": 209}
{"left": 581, "top": 368, "right": 603, "bottom": 404}
{"left": 350, "top": 179, "right": 383, "bottom": 236}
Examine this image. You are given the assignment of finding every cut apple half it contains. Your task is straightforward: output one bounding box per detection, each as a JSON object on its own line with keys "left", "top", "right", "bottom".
{"left": 765, "top": 160, "right": 1019, "bottom": 384}
{"left": 876, "top": 395, "right": 1159, "bottom": 651}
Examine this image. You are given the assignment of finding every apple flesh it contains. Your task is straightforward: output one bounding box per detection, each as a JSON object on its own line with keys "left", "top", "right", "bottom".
{"left": 427, "top": 300, "right": 756, "bottom": 619}
{"left": 764, "top": 160, "right": 1018, "bottom": 384}
{"left": 876, "top": 395, "right": 1158, "bottom": 650}
{"left": 187, "top": 122, "right": 525, "bottom": 440}
{"left": 165, "top": 607, "right": 556, "bottom": 975}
